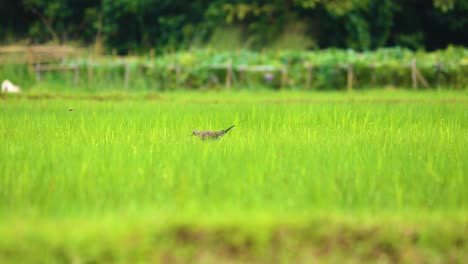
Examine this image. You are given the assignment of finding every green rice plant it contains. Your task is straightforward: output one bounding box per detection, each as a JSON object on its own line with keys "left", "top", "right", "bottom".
{"left": 0, "top": 90, "right": 466, "bottom": 263}
{"left": 0, "top": 90, "right": 466, "bottom": 217}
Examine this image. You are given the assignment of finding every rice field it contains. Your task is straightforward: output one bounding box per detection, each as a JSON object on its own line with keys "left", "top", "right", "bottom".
{"left": 0, "top": 90, "right": 467, "bottom": 263}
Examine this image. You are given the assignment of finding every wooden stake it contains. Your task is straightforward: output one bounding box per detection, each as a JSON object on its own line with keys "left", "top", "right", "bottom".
{"left": 35, "top": 64, "right": 41, "bottom": 81}
{"left": 411, "top": 59, "right": 418, "bottom": 90}
{"left": 415, "top": 67, "right": 430, "bottom": 89}
{"left": 305, "top": 62, "right": 312, "bottom": 90}
{"left": 281, "top": 66, "right": 288, "bottom": 89}
{"left": 137, "top": 63, "right": 143, "bottom": 80}
{"left": 124, "top": 62, "right": 130, "bottom": 89}
{"left": 347, "top": 64, "right": 354, "bottom": 91}
{"left": 175, "top": 65, "right": 181, "bottom": 87}
{"left": 87, "top": 59, "right": 93, "bottom": 84}
{"left": 27, "top": 46, "right": 34, "bottom": 71}
{"left": 226, "top": 59, "right": 232, "bottom": 90}
{"left": 238, "top": 67, "right": 245, "bottom": 85}
{"left": 370, "top": 63, "right": 377, "bottom": 85}
{"left": 74, "top": 65, "right": 79, "bottom": 86}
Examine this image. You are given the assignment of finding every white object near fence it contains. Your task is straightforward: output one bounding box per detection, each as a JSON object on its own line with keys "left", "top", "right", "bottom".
{"left": 1, "top": 80, "right": 21, "bottom": 93}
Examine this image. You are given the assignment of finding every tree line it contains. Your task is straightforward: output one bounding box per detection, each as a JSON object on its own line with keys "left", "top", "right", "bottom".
{"left": 1, "top": 0, "right": 467, "bottom": 54}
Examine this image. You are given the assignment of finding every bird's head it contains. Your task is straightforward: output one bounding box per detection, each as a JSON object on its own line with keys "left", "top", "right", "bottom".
{"left": 192, "top": 130, "right": 199, "bottom": 136}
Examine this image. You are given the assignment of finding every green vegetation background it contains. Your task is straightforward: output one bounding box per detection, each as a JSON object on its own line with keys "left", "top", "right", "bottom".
{"left": 1, "top": 0, "right": 467, "bottom": 53}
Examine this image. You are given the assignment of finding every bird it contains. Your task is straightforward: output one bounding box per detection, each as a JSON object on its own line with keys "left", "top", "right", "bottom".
{"left": 192, "top": 125, "right": 235, "bottom": 140}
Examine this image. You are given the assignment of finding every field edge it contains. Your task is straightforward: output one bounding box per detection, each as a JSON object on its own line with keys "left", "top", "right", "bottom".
{"left": 1, "top": 213, "right": 467, "bottom": 263}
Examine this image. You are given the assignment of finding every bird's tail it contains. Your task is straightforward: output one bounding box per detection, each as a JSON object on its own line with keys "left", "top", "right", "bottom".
{"left": 223, "top": 125, "right": 235, "bottom": 133}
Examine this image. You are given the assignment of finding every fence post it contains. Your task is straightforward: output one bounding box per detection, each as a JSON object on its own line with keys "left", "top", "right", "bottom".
{"left": 411, "top": 59, "right": 418, "bottom": 90}
{"left": 238, "top": 67, "right": 245, "bottom": 86}
{"left": 370, "top": 63, "right": 376, "bottom": 85}
{"left": 305, "top": 62, "right": 312, "bottom": 90}
{"left": 226, "top": 59, "right": 232, "bottom": 90}
{"left": 175, "top": 65, "right": 181, "bottom": 88}
{"left": 281, "top": 66, "right": 288, "bottom": 89}
{"left": 124, "top": 62, "right": 130, "bottom": 89}
{"left": 35, "top": 64, "right": 41, "bottom": 81}
{"left": 415, "top": 65, "right": 430, "bottom": 89}
{"left": 347, "top": 64, "right": 354, "bottom": 91}
{"left": 27, "top": 46, "right": 34, "bottom": 71}
{"left": 74, "top": 65, "right": 79, "bottom": 86}
{"left": 87, "top": 59, "right": 93, "bottom": 84}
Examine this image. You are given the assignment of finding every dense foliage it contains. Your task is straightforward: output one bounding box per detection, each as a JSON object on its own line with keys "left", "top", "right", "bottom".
{"left": 1, "top": 0, "right": 467, "bottom": 53}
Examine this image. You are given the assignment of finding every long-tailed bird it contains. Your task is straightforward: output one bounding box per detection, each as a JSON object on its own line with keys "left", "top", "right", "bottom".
{"left": 192, "top": 125, "right": 235, "bottom": 140}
